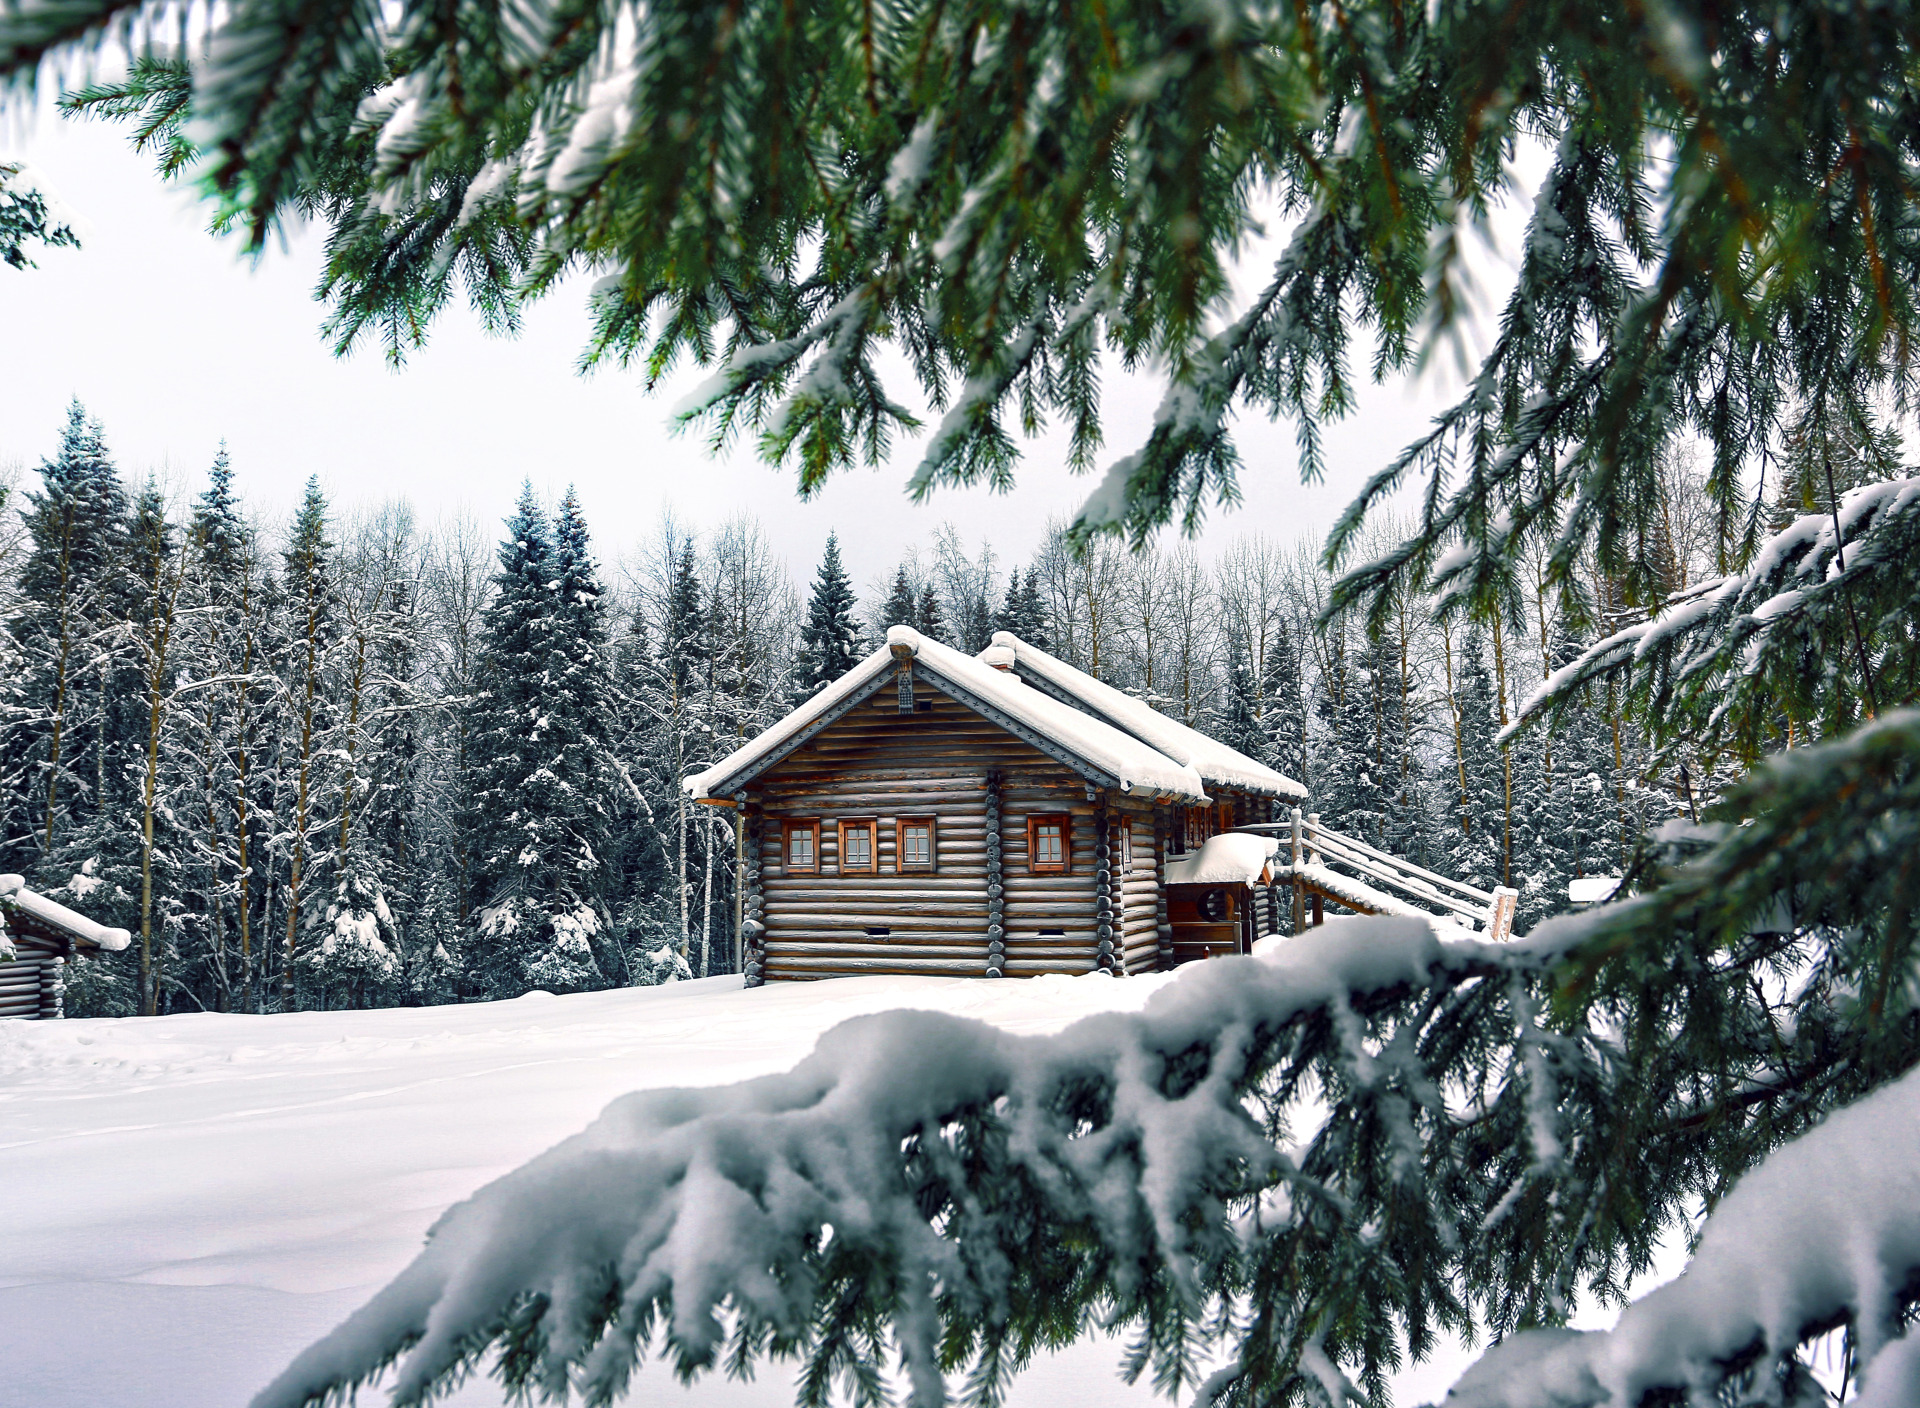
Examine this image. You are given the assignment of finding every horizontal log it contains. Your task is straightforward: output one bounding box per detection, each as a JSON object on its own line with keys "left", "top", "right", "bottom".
{"left": 764, "top": 955, "right": 986, "bottom": 976}
{"left": 757, "top": 880, "right": 989, "bottom": 896}
{"left": 763, "top": 930, "right": 993, "bottom": 946}
{"left": 764, "top": 942, "right": 991, "bottom": 962}
{"left": 1001, "top": 958, "right": 1100, "bottom": 976}
{"left": 766, "top": 914, "right": 990, "bottom": 931}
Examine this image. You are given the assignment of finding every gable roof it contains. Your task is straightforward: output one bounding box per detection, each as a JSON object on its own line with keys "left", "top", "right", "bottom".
{"left": 685, "top": 626, "right": 1210, "bottom": 804}
{"left": 0, "top": 874, "right": 132, "bottom": 952}
{"left": 988, "top": 632, "right": 1309, "bottom": 799}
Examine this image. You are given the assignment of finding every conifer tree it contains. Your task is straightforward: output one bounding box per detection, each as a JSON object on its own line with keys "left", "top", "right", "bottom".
{"left": 3, "top": 401, "right": 128, "bottom": 874}
{"left": 276, "top": 477, "right": 337, "bottom": 1010}
{"left": 794, "top": 534, "right": 859, "bottom": 695}
{"left": 880, "top": 564, "right": 916, "bottom": 630}
{"left": 1259, "top": 626, "right": 1308, "bottom": 787}
{"left": 1443, "top": 632, "right": 1506, "bottom": 892}
{"left": 124, "top": 479, "right": 192, "bottom": 1015}
{"left": 465, "top": 485, "right": 608, "bottom": 996}
{"left": 1214, "top": 629, "right": 1265, "bottom": 763}
{"left": 994, "top": 566, "right": 1049, "bottom": 648}
{"left": 315, "top": 509, "right": 419, "bottom": 1006}
{"left": 913, "top": 582, "right": 944, "bottom": 645}
{"left": 186, "top": 446, "right": 271, "bottom": 1010}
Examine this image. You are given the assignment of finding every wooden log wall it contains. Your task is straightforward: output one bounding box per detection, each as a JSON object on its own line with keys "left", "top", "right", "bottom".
{"left": 0, "top": 931, "right": 65, "bottom": 1019}
{"left": 984, "top": 772, "right": 1006, "bottom": 977}
{"left": 996, "top": 781, "right": 1104, "bottom": 976}
{"left": 1117, "top": 800, "right": 1160, "bottom": 975}
{"left": 1094, "top": 796, "right": 1114, "bottom": 972}
{"left": 740, "top": 804, "right": 766, "bottom": 987}
{"left": 752, "top": 683, "right": 1109, "bottom": 980}
{"left": 1153, "top": 810, "right": 1173, "bottom": 971}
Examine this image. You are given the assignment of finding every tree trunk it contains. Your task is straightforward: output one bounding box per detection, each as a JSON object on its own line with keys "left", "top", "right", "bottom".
{"left": 1492, "top": 613, "right": 1513, "bottom": 888}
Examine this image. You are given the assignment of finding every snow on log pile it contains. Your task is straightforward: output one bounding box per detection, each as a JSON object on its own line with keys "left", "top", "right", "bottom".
{"left": 1444, "top": 1063, "right": 1920, "bottom": 1408}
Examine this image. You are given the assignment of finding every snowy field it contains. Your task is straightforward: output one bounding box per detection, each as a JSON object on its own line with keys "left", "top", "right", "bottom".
{"left": 1, "top": 969, "right": 1480, "bottom": 1408}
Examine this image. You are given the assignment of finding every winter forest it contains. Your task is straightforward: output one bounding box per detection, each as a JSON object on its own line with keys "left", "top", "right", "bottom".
{"left": 4, "top": 398, "right": 1716, "bottom": 1019}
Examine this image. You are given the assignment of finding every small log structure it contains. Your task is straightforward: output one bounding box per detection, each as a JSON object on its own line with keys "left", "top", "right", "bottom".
{"left": 687, "top": 629, "right": 1308, "bottom": 982}
{"left": 0, "top": 874, "right": 132, "bottom": 1019}
{"left": 686, "top": 628, "right": 1519, "bottom": 985}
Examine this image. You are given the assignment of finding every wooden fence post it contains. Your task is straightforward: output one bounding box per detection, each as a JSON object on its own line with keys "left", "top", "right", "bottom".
{"left": 1290, "top": 806, "right": 1305, "bottom": 936}
{"left": 1486, "top": 886, "right": 1520, "bottom": 943}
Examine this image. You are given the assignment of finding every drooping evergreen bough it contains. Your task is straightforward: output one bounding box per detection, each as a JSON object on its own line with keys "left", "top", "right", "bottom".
{"left": 0, "top": 158, "right": 80, "bottom": 268}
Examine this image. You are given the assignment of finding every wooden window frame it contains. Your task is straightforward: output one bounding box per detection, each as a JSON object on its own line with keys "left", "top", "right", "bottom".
{"left": 784, "top": 819, "right": 820, "bottom": 874}
{"left": 895, "top": 816, "right": 938, "bottom": 873}
{"left": 838, "top": 818, "right": 878, "bottom": 875}
{"left": 1027, "top": 814, "right": 1072, "bottom": 874}
{"left": 1119, "top": 819, "right": 1134, "bottom": 871}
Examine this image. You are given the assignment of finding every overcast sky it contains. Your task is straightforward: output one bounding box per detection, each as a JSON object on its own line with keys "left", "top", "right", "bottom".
{"left": 1, "top": 107, "right": 1490, "bottom": 595}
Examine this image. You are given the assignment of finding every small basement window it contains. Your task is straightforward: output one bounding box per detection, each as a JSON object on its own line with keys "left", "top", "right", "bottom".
{"left": 784, "top": 819, "right": 819, "bottom": 874}
{"left": 897, "top": 817, "right": 937, "bottom": 872}
{"left": 866, "top": 926, "right": 891, "bottom": 937}
{"left": 839, "top": 819, "right": 876, "bottom": 874}
{"left": 1038, "top": 928, "right": 1065, "bottom": 937}
{"left": 1028, "top": 814, "right": 1071, "bottom": 874}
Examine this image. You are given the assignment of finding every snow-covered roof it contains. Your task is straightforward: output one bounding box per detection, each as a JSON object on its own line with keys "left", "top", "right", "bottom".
{"left": 686, "top": 626, "right": 1209, "bottom": 803}
{"left": 1567, "top": 876, "right": 1622, "bottom": 906}
{"left": 0, "top": 874, "right": 132, "bottom": 951}
{"left": 1164, "top": 833, "right": 1279, "bottom": 886}
{"left": 987, "top": 632, "right": 1309, "bottom": 799}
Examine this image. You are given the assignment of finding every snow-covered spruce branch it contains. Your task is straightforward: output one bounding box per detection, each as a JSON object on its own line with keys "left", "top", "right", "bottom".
{"left": 256, "top": 920, "right": 1564, "bottom": 1408}
{"left": 1507, "top": 475, "right": 1920, "bottom": 752}
{"left": 1445, "top": 1063, "right": 1920, "bottom": 1408}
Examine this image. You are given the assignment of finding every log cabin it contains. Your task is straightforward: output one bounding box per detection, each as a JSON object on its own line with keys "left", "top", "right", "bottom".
{"left": 0, "top": 874, "right": 132, "bottom": 1019}
{"left": 685, "top": 627, "right": 1308, "bottom": 984}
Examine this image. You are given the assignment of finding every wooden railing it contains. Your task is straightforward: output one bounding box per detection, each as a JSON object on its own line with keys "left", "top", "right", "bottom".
{"left": 1265, "top": 808, "right": 1520, "bottom": 942}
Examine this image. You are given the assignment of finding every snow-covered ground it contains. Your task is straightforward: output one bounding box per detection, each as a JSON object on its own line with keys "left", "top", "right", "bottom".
{"left": 1, "top": 970, "right": 1479, "bottom": 1407}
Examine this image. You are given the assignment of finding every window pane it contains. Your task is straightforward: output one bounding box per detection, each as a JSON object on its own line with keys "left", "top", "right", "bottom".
{"left": 791, "top": 828, "right": 814, "bottom": 867}
{"left": 1037, "top": 823, "right": 1063, "bottom": 866}
{"left": 903, "top": 823, "right": 930, "bottom": 867}
{"left": 845, "top": 826, "right": 871, "bottom": 868}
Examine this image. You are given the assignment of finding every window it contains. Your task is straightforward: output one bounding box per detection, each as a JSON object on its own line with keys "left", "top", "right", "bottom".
{"left": 1119, "top": 820, "right": 1134, "bottom": 871}
{"left": 784, "top": 819, "right": 819, "bottom": 873}
{"left": 839, "top": 820, "right": 876, "bottom": 873}
{"left": 896, "top": 817, "right": 937, "bottom": 872}
{"left": 1028, "top": 814, "right": 1071, "bottom": 874}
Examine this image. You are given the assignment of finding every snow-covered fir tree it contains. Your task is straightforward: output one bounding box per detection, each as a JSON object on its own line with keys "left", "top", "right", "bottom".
{"left": 1213, "top": 628, "right": 1265, "bottom": 765}
{"left": 913, "top": 581, "right": 945, "bottom": 645}
{"left": 793, "top": 533, "right": 860, "bottom": 696}
{"left": 880, "top": 564, "right": 916, "bottom": 630}
{"left": 1259, "top": 624, "right": 1308, "bottom": 787}
{"left": 993, "top": 566, "right": 1050, "bottom": 647}
{"left": 463, "top": 485, "right": 613, "bottom": 996}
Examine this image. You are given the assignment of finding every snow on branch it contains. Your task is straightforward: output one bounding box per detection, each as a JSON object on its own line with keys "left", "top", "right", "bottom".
{"left": 1505, "top": 475, "right": 1920, "bottom": 750}
{"left": 1445, "top": 1063, "right": 1920, "bottom": 1408}
{"left": 254, "top": 919, "right": 1535, "bottom": 1408}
